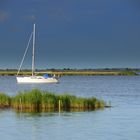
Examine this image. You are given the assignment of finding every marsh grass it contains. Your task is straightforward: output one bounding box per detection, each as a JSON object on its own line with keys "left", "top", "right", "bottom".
{"left": 11, "top": 89, "right": 42, "bottom": 111}
{"left": 0, "top": 89, "right": 106, "bottom": 112}
{"left": 0, "top": 93, "right": 10, "bottom": 108}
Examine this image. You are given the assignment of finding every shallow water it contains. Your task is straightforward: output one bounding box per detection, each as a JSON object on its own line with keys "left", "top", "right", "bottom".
{"left": 0, "top": 76, "right": 140, "bottom": 140}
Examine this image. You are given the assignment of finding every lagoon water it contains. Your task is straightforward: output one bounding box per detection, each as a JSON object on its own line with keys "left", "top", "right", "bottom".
{"left": 0, "top": 76, "right": 140, "bottom": 140}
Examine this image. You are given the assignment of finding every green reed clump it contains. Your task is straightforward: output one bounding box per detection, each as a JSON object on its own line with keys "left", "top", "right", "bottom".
{"left": 58, "top": 94, "right": 73, "bottom": 111}
{"left": 84, "top": 98, "right": 105, "bottom": 109}
{"left": 41, "top": 91, "right": 58, "bottom": 111}
{"left": 0, "top": 93, "right": 10, "bottom": 108}
{"left": 12, "top": 89, "right": 42, "bottom": 111}
{"left": 0, "top": 89, "right": 106, "bottom": 112}
{"left": 57, "top": 95, "right": 105, "bottom": 111}
{"left": 70, "top": 96, "right": 85, "bottom": 109}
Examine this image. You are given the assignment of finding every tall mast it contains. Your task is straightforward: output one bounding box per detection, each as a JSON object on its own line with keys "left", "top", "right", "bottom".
{"left": 32, "top": 23, "right": 35, "bottom": 76}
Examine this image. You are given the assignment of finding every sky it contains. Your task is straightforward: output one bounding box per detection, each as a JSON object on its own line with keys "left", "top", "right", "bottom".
{"left": 0, "top": 0, "right": 140, "bottom": 69}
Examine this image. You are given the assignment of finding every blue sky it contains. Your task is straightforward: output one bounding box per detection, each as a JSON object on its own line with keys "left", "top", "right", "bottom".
{"left": 0, "top": 0, "right": 140, "bottom": 69}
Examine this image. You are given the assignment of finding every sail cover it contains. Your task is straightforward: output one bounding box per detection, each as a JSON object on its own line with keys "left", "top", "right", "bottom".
{"left": 43, "top": 74, "right": 52, "bottom": 78}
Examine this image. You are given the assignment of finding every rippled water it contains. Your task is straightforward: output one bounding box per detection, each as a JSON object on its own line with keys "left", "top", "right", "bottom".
{"left": 0, "top": 76, "right": 140, "bottom": 140}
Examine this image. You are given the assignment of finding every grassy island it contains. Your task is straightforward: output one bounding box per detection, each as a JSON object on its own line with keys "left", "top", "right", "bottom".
{"left": 0, "top": 89, "right": 106, "bottom": 112}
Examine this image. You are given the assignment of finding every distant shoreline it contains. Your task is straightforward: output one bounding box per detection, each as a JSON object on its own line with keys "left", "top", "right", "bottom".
{"left": 0, "top": 69, "right": 138, "bottom": 76}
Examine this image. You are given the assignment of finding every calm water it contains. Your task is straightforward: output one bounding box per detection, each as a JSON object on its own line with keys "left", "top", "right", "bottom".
{"left": 0, "top": 76, "right": 140, "bottom": 140}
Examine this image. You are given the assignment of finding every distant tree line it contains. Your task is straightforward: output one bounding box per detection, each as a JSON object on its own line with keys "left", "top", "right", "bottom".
{"left": 0, "top": 68, "right": 140, "bottom": 72}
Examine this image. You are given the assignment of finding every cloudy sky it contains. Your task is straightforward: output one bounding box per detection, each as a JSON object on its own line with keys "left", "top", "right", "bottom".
{"left": 0, "top": 0, "right": 140, "bottom": 69}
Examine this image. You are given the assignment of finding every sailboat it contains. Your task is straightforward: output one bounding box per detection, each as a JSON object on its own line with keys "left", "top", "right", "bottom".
{"left": 16, "top": 24, "right": 58, "bottom": 83}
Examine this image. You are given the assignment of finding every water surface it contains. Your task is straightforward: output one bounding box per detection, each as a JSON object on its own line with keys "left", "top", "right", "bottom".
{"left": 0, "top": 76, "right": 140, "bottom": 140}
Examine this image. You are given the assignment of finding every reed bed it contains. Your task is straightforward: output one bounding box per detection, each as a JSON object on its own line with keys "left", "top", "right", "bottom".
{"left": 0, "top": 89, "right": 106, "bottom": 112}
{"left": 0, "top": 93, "right": 10, "bottom": 108}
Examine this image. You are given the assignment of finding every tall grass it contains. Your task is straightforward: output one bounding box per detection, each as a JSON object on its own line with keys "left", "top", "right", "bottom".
{"left": 41, "top": 91, "right": 58, "bottom": 111}
{"left": 11, "top": 89, "right": 42, "bottom": 111}
{"left": 0, "top": 89, "right": 106, "bottom": 112}
{"left": 0, "top": 93, "right": 10, "bottom": 108}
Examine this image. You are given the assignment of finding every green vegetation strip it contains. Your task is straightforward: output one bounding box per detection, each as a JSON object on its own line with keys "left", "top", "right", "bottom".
{"left": 0, "top": 89, "right": 106, "bottom": 112}
{"left": 0, "top": 70, "right": 137, "bottom": 76}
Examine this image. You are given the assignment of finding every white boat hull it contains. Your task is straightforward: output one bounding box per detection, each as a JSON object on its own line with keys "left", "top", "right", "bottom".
{"left": 16, "top": 76, "right": 58, "bottom": 84}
